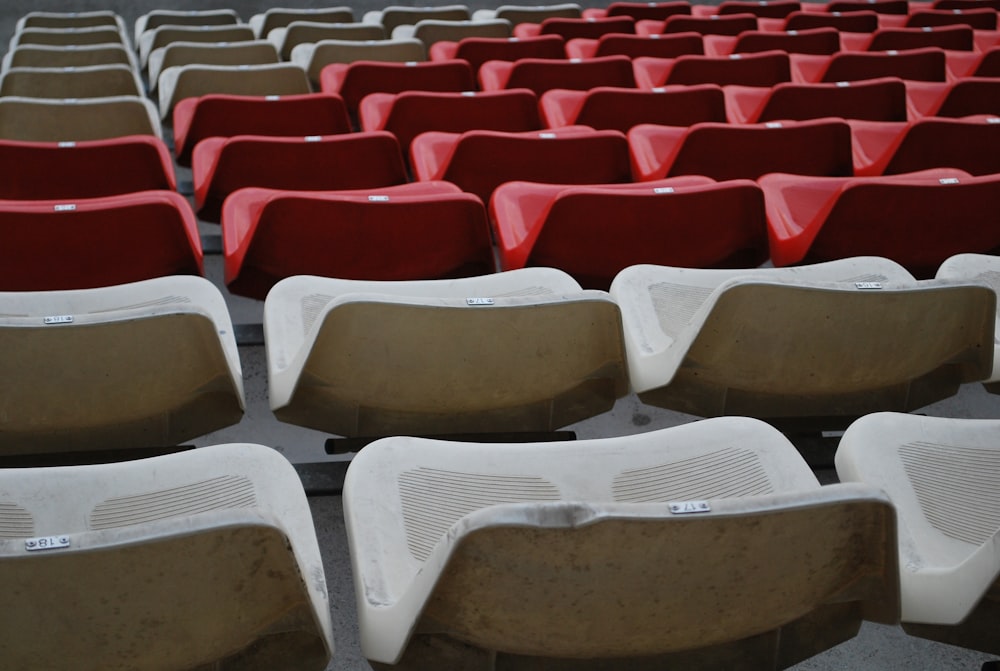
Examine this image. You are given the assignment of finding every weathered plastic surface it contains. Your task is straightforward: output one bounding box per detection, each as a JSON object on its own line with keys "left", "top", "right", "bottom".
{"left": 937, "top": 252, "right": 1000, "bottom": 386}
{"left": 475, "top": 3, "right": 583, "bottom": 24}
{"left": 292, "top": 36, "right": 423, "bottom": 88}
{"left": 363, "top": 5, "right": 472, "bottom": 35}
{"left": 148, "top": 40, "right": 280, "bottom": 91}
{"left": 0, "top": 276, "right": 244, "bottom": 453}
{"left": 344, "top": 418, "right": 898, "bottom": 668}
{"left": 0, "top": 63, "right": 142, "bottom": 99}
{"left": 397, "top": 18, "right": 512, "bottom": 47}
{"left": 264, "top": 269, "right": 628, "bottom": 436}
{"left": 158, "top": 62, "right": 311, "bottom": 121}
{"left": 10, "top": 25, "right": 128, "bottom": 49}
{"left": 836, "top": 412, "right": 1000, "bottom": 653}
{"left": 137, "top": 24, "right": 255, "bottom": 70}
{"left": 270, "top": 20, "right": 386, "bottom": 60}
{"left": 16, "top": 10, "right": 126, "bottom": 32}
{"left": 0, "top": 95, "right": 161, "bottom": 141}
{"left": 610, "top": 258, "right": 995, "bottom": 422}
{"left": 249, "top": 6, "right": 355, "bottom": 38}
{"left": 2, "top": 44, "right": 136, "bottom": 72}
{"left": 0, "top": 443, "right": 332, "bottom": 669}
{"left": 134, "top": 9, "right": 241, "bottom": 40}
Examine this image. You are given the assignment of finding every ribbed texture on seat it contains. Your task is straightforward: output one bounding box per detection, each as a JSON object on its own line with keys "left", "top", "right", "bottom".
{"left": 842, "top": 272, "right": 889, "bottom": 283}
{"left": 302, "top": 293, "right": 334, "bottom": 335}
{"left": 89, "top": 475, "right": 256, "bottom": 530}
{"left": 490, "top": 285, "right": 556, "bottom": 298}
{"left": 90, "top": 294, "right": 191, "bottom": 314}
{"left": 649, "top": 282, "right": 713, "bottom": 340}
{"left": 0, "top": 502, "right": 33, "bottom": 538}
{"left": 398, "top": 466, "right": 560, "bottom": 561}
{"left": 900, "top": 441, "right": 1000, "bottom": 546}
{"left": 612, "top": 447, "right": 773, "bottom": 502}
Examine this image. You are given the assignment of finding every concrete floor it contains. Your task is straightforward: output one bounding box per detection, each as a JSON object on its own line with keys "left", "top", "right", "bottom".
{"left": 2, "top": 0, "right": 999, "bottom": 668}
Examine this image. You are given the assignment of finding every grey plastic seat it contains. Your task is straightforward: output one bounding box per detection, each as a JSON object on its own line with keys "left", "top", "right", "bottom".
{"left": 250, "top": 6, "right": 355, "bottom": 38}
{"left": 393, "top": 18, "right": 513, "bottom": 47}
{"left": 0, "top": 95, "right": 161, "bottom": 141}
{"left": 344, "top": 416, "right": 899, "bottom": 670}
{"left": 837, "top": 412, "right": 1000, "bottom": 656}
{"left": 0, "top": 64, "right": 143, "bottom": 99}
{"left": 610, "top": 257, "right": 996, "bottom": 426}
{"left": 0, "top": 442, "right": 333, "bottom": 670}
{"left": 157, "top": 62, "right": 311, "bottom": 121}
{"left": 134, "top": 9, "right": 242, "bottom": 42}
{"left": 0, "top": 276, "right": 244, "bottom": 455}
{"left": 148, "top": 40, "right": 280, "bottom": 91}
{"left": 1, "top": 44, "right": 137, "bottom": 72}
{"left": 137, "top": 24, "right": 256, "bottom": 70}
{"left": 268, "top": 20, "right": 386, "bottom": 61}
{"left": 291, "top": 38, "right": 425, "bottom": 88}
{"left": 15, "top": 10, "right": 126, "bottom": 33}
{"left": 473, "top": 3, "right": 584, "bottom": 24}
{"left": 936, "top": 253, "right": 1000, "bottom": 393}
{"left": 264, "top": 269, "right": 628, "bottom": 437}
{"left": 10, "top": 25, "right": 128, "bottom": 49}
{"left": 362, "top": 5, "right": 472, "bottom": 35}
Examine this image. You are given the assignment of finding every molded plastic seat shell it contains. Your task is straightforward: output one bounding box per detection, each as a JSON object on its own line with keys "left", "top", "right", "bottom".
{"left": 157, "top": 62, "right": 311, "bottom": 121}
{"left": 906, "top": 77, "right": 1000, "bottom": 117}
{"left": 632, "top": 50, "right": 792, "bottom": 87}
{"left": 292, "top": 38, "right": 425, "bottom": 89}
{"left": 789, "top": 47, "right": 948, "bottom": 82}
{"left": 250, "top": 6, "right": 355, "bottom": 38}
{"left": 564, "top": 32, "right": 705, "bottom": 59}
{"left": 478, "top": 54, "right": 637, "bottom": 94}
{"left": 0, "top": 64, "right": 143, "bottom": 99}
{"left": 363, "top": 5, "right": 472, "bottom": 35}
{"left": 147, "top": 40, "right": 281, "bottom": 92}
{"left": 541, "top": 84, "right": 728, "bottom": 131}
{"left": 724, "top": 77, "right": 908, "bottom": 123}
{"left": 429, "top": 34, "right": 566, "bottom": 74}
{"left": 137, "top": 24, "right": 256, "bottom": 70}
{"left": 269, "top": 21, "right": 388, "bottom": 61}
{"left": 936, "top": 252, "right": 1000, "bottom": 386}
{"left": 849, "top": 115, "right": 1000, "bottom": 176}
{"left": 0, "top": 95, "right": 161, "bottom": 142}
{"left": 2, "top": 44, "right": 136, "bottom": 71}
{"left": 319, "top": 59, "right": 476, "bottom": 116}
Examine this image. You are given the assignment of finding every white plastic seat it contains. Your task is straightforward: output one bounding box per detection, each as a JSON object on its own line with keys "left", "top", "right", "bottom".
{"left": 0, "top": 275, "right": 244, "bottom": 454}
{"left": 362, "top": 5, "right": 472, "bottom": 34}
{"left": 0, "top": 442, "right": 333, "bottom": 670}
{"left": 264, "top": 269, "right": 628, "bottom": 437}
{"left": 291, "top": 38, "right": 425, "bottom": 88}
{"left": 250, "top": 6, "right": 355, "bottom": 38}
{"left": 137, "top": 24, "right": 256, "bottom": 70}
{"left": 10, "top": 25, "right": 129, "bottom": 50}
{"left": 1, "top": 44, "right": 137, "bottom": 73}
{"left": 157, "top": 62, "right": 311, "bottom": 121}
{"left": 134, "top": 9, "right": 242, "bottom": 43}
{"left": 473, "top": 3, "right": 583, "bottom": 24}
{"left": 267, "top": 20, "right": 386, "bottom": 61}
{"left": 836, "top": 412, "right": 1000, "bottom": 655}
{"left": 0, "top": 64, "right": 143, "bottom": 99}
{"left": 147, "top": 40, "right": 281, "bottom": 91}
{"left": 344, "top": 416, "right": 899, "bottom": 670}
{"left": 393, "top": 18, "right": 513, "bottom": 47}
{"left": 0, "top": 95, "right": 162, "bottom": 141}
{"left": 936, "top": 253, "right": 1000, "bottom": 393}
{"left": 15, "top": 10, "right": 127, "bottom": 33}
{"left": 609, "top": 258, "right": 996, "bottom": 425}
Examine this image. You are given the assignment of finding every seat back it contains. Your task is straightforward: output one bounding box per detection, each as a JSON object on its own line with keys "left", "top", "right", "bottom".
{"left": 535, "top": 15, "right": 636, "bottom": 39}
{"left": 324, "top": 59, "right": 475, "bottom": 113}
{"left": 605, "top": 1, "right": 692, "bottom": 20}
{"left": 882, "top": 117, "right": 1000, "bottom": 176}
{"left": 274, "top": 21, "right": 387, "bottom": 60}
{"left": 932, "top": 77, "right": 1000, "bottom": 117}
{"left": 158, "top": 63, "right": 311, "bottom": 120}
{"left": 731, "top": 27, "right": 841, "bottom": 55}
{"left": 410, "top": 18, "right": 512, "bottom": 46}
{"left": 17, "top": 10, "right": 123, "bottom": 31}
{"left": 906, "top": 7, "right": 998, "bottom": 28}
{"left": 3, "top": 44, "right": 134, "bottom": 70}
{"left": 502, "top": 55, "right": 636, "bottom": 93}
{"left": 13, "top": 26, "right": 126, "bottom": 48}
{"left": 252, "top": 6, "right": 355, "bottom": 37}
{"left": 663, "top": 51, "right": 791, "bottom": 86}
{"left": 783, "top": 9, "right": 880, "bottom": 31}
{"left": 148, "top": 41, "right": 280, "bottom": 88}
{"left": 662, "top": 13, "right": 758, "bottom": 35}
{"left": 294, "top": 37, "right": 423, "bottom": 88}
{"left": 589, "top": 32, "right": 704, "bottom": 58}
{"left": 825, "top": 0, "right": 908, "bottom": 13}
{"left": 867, "top": 25, "right": 974, "bottom": 51}
{"left": 572, "top": 84, "right": 727, "bottom": 131}
{"left": 0, "top": 64, "right": 141, "bottom": 99}
{"left": 754, "top": 78, "right": 908, "bottom": 122}
{"left": 448, "top": 34, "right": 566, "bottom": 73}
{"left": 717, "top": 0, "right": 802, "bottom": 17}
{"left": 139, "top": 25, "right": 256, "bottom": 68}
{"left": 491, "top": 3, "right": 584, "bottom": 24}
{"left": 821, "top": 47, "right": 947, "bottom": 82}
{"left": 378, "top": 5, "right": 472, "bottom": 34}
{"left": 0, "top": 96, "right": 161, "bottom": 142}
{"left": 135, "top": 9, "right": 241, "bottom": 38}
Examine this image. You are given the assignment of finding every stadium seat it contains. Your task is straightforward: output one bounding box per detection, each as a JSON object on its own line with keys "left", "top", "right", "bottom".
{"left": 193, "top": 131, "right": 408, "bottom": 222}
{"left": 2, "top": 44, "right": 136, "bottom": 71}
{"left": 696, "top": 0, "right": 804, "bottom": 18}
{"left": 172, "top": 92, "right": 351, "bottom": 166}
{"left": 363, "top": 5, "right": 472, "bottom": 35}
{"left": 0, "top": 135, "right": 175, "bottom": 199}
{"left": 838, "top": 24, "right": 975, "bottom": 52}
{"left": 702, "top": 27, "right": 841, "bottom": 56}
{"left": 344, "top": 417, "right": 899, "bottom": 669}
{"left": 292, "top": 38, "right": 424, "bottom": 90}
{"left": 637, "top": 13, "right": 759, "bottom": 37}
{"left": 724, "top": 77, "right": 908, "bottom": 123}
{"left": 249, "top": 6, "right": 355, "bottom": 38}
{"left": 9, "top": 26, "right": 128, "bottom": 49}
{"left": 0, "top": 190, "right": 202, "bottom": 290}
{"left": 222, "top": 181, "right": 494, "bottom": 299}
{"left": 818, "top": 0, "right": 909, "bottom": 14}
{"left": 134, "top": 9, "right": 241, "bottom": 40}
{"left": 947, "top": 45, "right": 1000, "bottom": 78}
{"left": 264, "top": 268, "right": 628, "bottom": 436}
{"left": 584, "top": 0, "right": 693, "bottom": 21}
{"left": 319, "top": 59, "right": 475, "bottom": 117}
{"left": 490, "top": 177, "right": 769, "bottom": 288}
{"left": 157, "top": 62, "right": 311, "bottom": 121}
{"left": 0, "top": 95, "right": 161, "bottom": 142}
{"left": 479, "top": 54, "right": 636, "bottom": 94}
{"left": 475, "top": 3, "right": 583, "bottom": 24}
{"left": 268, "top": 21, "right": 388, "bottom": 60}
{"left": 0, "top": 443, "right": 332, "bottom": 670}
{"left": 359, "top": 88, "right": 541, "bottom": 154}
{"left": 778, "top": 9, "right": 881, "bottom": 32}
{"left": 540, "top": 84, "right": 728, "bottom": 131}
{"left": 836, "top": 412, "right": 1000, "bottom": 655}
{"left": 564, "top": 32, "right": 704, "bottom": 59}
{"left": 906, "top": 76, "right": 1000, "bottom": 116}
{"left": 512, "top": 15, "right": 636, "bottom": 39}
{"left": 147, "top": 41, "right": 281, "bottom": 92}
{"left": 628, "top": 118, "right": 853, "bottom": 181}
{"left": 610, "top": 258, "right": 995, "bottom": 421}
{"left": 410, "top": 126, "right": 633, "bottom": 204}
{"left": 137, "top": 24, "right": 257, "bottom": 71}
{"left": 16, "top": 10, "right": 125, "bottom": 32}
{"left": 0, "top": 276, "right": 244, "bottom": 452}
{"left": 931, "top": 0, "right": 1000, "bottom": 9}
{"left": 936, "top": 253, "right": 1000, "bottom": 391}
{"left": 850, "top": 115, "right": 1000, "bottom": 175}
{"left": 0, "top": 64, "right": 143, "bottom": 99}
{"left": 633, "top": 50, "right": 792, "bottom": 87}
{"left": 760, "top": 168, "right": 1000, "bottom": 276}
{"left": 905, "top": 7, "right": 999, "bottom": 29}
{"left": 790, "top": 47, "right": 948, "bottom": 82}
{"left": 429, "top": 34, "right": 566, "bottom": 74}
{"left": 395, "top": 18, "right": 513, "bottom": 47}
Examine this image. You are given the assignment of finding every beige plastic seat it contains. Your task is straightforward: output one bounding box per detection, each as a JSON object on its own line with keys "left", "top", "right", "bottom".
{"left": 0, "top": 95, "right": 161, "bottom": 141}
{"left": 609, "top": 258, "right": 996, "bottom": 426}
{"left": 836, "top": 412, "right": 1000, "bottom": 656}
{"left": 15, "top": 10, "right": 126, "bottom": 33}
{"left": 268, "top": 21, "right": 386, "bottom": 61}
{"left": 344, "top": 416, "right": 900, "bottom": 670}
{"left": 393, "top": 18, "right": 513, "bottom": 47}
{"left": 291, "top": 38, "right": 425, "bottom": 88}
{"left": 0, "top": 64, "right": 143, "bottom": 99}
{"left": 158, "top": 62, "right": 311, "bottom": 121}
{"left": 0, "top": 443, "right": 333, "bottom": 670}
{"left": 134, "top": 9, "right": 242, "bottom": 42}
{"left": 137, "top": 24, "right": 256, "bottom": 70}
{"left": 936, "top": 253, "right": 1000, "bottom": 394}
{"left": 0, "top": 276, "right": 244, "bottom": 455}
{"left": 250, "top": 6, "right": 355, "bottom": 38}
{"left": 362, "top": 5, "right": 472, "bottom": 35}
{"left": 148, "top": 40, "right": 280, "bottom": 91}
{"left": 264, "top": 269, "right": 628, "bottom": 437}
{"left": 1, "top": 44, "right": 137, "bottom": 72}
{"left": 472, "top": 3, "right": 584, "bottom": 24}
{"left": 10, "top": 25, "right": 128, "bottom": 49}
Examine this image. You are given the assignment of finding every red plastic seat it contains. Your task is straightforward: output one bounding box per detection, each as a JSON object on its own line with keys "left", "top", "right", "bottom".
{"left": 318, "top": 59, "right": 476, "bottom": 117}
{"left": 821, "top": 0, "right": 909, "bottom": 14}
{"left": 0, "top": 135, "right": 176, "bottom": 199}
{"left": 906, "top": 8, "right": 998, "bottom": 29}
{"left": 192, "top": 131, "right": 408, "bottom": 223}
{"left": 725, "top": 77, "right": 908, "bottom": 122}
{"left": 358, "top": 88, "right": 542, "bottom": 154}
{"left": 633, "top": 50, "right": 792, "bottom": 87}
{"left": 479, "top": 55, "right": 636, "bottom": 94}
{"left": 906, "top": 77, "right": 1000, "bottom": 116}
{"left": 428, "top": 35, "right": 566, "bottom": 75}
{"left": 0, "top": 190, "right": 202, "bottom": 290}
{"left": 585, "top": 2, "right": 693, "bottom": 21}
{"left": 947, "top": 45, "right": 1000, "bottom": 78}
{"left": 762, "top": 169, "right": 1000, "bottom": 276}
{"left": 410, "top": 127, "right": 633, "bottom": 203}
{"left": 839, "top": 25, "right": 975, "bottom": 52}
{"left": 779, "top": 10, "right": 881, "bottom": 32}
{"left": 638, "top": 13, "right": 759, "bottom": 36}
{"left": 565, "top": 32, "right": 705, "bottom": 59}
{"left": 698, "top": 0, "right": 803, "bottom": 19}
{"left": 703, "top": 27, "right": 842, "bottom": 56}
{"left": 932, "top": 0, "right": 1000, "bottom": 9}
{"left": 513, "top": 16, "right": 636, "bottom": 40}
{"left": 490, "top": 177, "right": 770, "bottom": 289}
{"left": 541, "top": 84, "right": 728, "bottom": 131}
{"left": 849, "top": 115, "right": 1000, "bottom": 175}
{"left": 790, "top": 47, "right": 948, "bottom": 82}
{"left": 629, "top": 118, "right": 854, "bottom": 181}
{"left": 171, "top": 93, "right": 352, "bottom": 166}
{"left": 221, "top": 181, "right": 494, "bottom": 299}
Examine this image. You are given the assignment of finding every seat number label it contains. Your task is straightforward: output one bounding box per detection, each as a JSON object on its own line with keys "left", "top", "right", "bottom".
{"left": 669, "top": 500, "right": 711, "bottom": 514}
{"left": 25, "top": 536, "right": 70, "bottom": 552}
